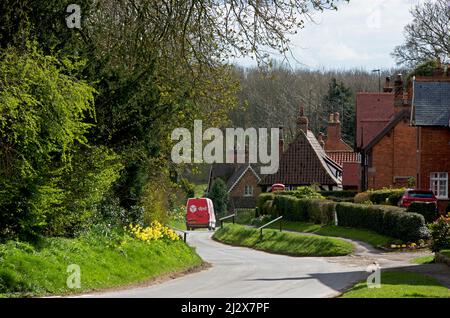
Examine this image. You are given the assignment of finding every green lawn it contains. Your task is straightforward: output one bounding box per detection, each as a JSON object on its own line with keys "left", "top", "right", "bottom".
{"left": 235, "top": 209, "right": 256, "bottom": 225}
{"left": 441, "top": 250, "right": 450, "bottom": 258}
{"left": 168, "top": 219, "right": 186, "bottom": 230}
{"left": 341, "top": 271, "right": 450, "bottom": 298}
{"left": 0, "top": 231, "right": 202, "bottom": 297}
{"left": 268, "top": 220, "right": 397, "bottom": 248}
{"left": 213, "top": 224, "right": 353, "bottom": 257}
{"left": 411, "top": 255, "right": 435, "bottom": 264}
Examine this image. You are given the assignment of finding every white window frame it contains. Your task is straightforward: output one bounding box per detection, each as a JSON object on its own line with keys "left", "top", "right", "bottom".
{"left": 430, "top": 172, "right": 448, "bottom": 199}
{"left": 244, "top": 185, "right": 253, "bottom": 197}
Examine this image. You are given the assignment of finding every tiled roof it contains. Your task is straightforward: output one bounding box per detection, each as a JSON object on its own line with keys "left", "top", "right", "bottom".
{"left": 326, "top": 151, "right": 361, "bottom": 166}
{"left": 412, "top": 81, "right": 450, "bottom": 127}
{"left": 208, "top": 163, "right": 260, "bottom": 193}
{"left": 259, "top": 130, "right": 341, "bottom": 186}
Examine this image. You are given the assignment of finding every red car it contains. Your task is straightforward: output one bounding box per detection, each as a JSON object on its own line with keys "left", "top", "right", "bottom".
{"left": 398, "top": 189, "right": 438, "bottom": 208}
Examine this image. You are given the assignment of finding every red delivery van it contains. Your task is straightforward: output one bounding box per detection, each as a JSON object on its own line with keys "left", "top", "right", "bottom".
{"left": 186, "top": 198, "right": 216, "bottom": 231}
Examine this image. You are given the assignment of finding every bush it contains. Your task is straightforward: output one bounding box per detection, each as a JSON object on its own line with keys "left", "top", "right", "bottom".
{"left": 272, "top": 195, "right": 308, "bottom": 221}
{"left": 388, "top": 192, "right": 404, "bottom": 206}
{"left": 407, "top": 202, "right": 439, "bottom": 224}
{"left": 428, "top": 217, "right": 450, "bottom": 252}
{"left": 257, "top": 193, "right": 274, "bottom": 214}
{"left": 320, "top": 190, "right": 357, "bottom": 199}
{"left": 207, "top": 178, "right": 229, "bottom": 217}
{"left": 305, "top": 200, "right": 336, "bottom": 225}
{"left": 369, "top": 188, "right": 406, "bottom": 205}
{"left": 291, "top": 186, "right": 324, "bottom": 199}
{"left": 336, "top": 203, "right": 429, "bottom": 242}
{"left": 354, "top": 192, "right": 370, "bottom": 204}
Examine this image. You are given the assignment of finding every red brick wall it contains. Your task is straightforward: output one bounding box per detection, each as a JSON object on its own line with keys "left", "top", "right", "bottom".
{"left": 229, "top": 169, "right": 261, "bottom": 200}
{"left": 356, "top": 93, "right": 395, "bottom": 149}
{"left": 342, "top": 162, "right": 360, "bottom": 190}
{"left": 367, "top": 120, "right": 417, "bottom": 190}
{"left": 418, "top": 127, "right": 450, "bottom": 213}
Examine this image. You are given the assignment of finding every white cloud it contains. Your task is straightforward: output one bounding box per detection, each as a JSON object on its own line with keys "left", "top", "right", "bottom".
{"left": 234, "top": 0, "right": 426, "bottom": 70}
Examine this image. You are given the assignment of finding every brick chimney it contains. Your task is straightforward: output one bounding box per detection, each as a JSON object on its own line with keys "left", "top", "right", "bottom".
{"left": 279, "top": 126, "right": 284, "bottom": 154}
{"left": 394, "top": 74, "right": 404, "bottom": 107}
{"left": 296, "top": 105, "right": 309, "bottom": 134}
{"left": 325, "top": 112, "right": 342, "bottom": 149}
{"left": 383, "top": 76, "right": 393, "bottom": 93}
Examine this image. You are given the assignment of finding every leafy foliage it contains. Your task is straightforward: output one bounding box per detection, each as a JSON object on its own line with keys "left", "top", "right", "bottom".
{"left": 207, "top": 178, "right": 229, "bottom": 217}
{"left": 407, "top": 202, "right": 439, "bottom": 224}
{"left": 428, "top": 217, "right": 450, "bottom": 252}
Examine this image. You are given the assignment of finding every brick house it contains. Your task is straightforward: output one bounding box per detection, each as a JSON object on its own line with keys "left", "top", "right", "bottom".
{"left": 259, "top": 107, "right": 342, "bottom": 191}
{"left": 207, "top": 162, "right": 261, "bottom": 210}
{"left": 411, "top": 79, "right": 450, "bottom": 212}
{"left": 357, "top": 74, "right": 418, "bottom": 190}
{"left": 320, "top": 112, "right": 361, "bottom": 190}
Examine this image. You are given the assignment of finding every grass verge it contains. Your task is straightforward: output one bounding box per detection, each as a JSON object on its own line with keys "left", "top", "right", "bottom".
{"left": 0, "top": 232, "right": 202, "bottom": 297}
{"left": 341, "top": 271, "right": 450, "bottom": 298}
{"left": 213, "top": 224, "right": 353, "bottom": 257}
{"left": 411, "top": 255, "right": 435, "bottom": 264}
{"left": 268, "top": 221, "right": 397, "bottom": 248}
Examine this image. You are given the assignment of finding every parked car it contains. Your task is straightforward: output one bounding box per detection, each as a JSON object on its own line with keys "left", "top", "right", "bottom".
{"left": 185, "top": 198, "right": 216, "bottom": 231}
{"left": 271, "top": 183, "right": 285, "bottom": 193}
{"left": 398, "top": 189, "right": 438, "bottom": 208}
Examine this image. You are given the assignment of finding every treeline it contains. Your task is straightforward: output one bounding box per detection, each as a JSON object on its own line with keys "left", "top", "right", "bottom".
{"left": 230, "top": 65, "right": 406, "bottom": 147}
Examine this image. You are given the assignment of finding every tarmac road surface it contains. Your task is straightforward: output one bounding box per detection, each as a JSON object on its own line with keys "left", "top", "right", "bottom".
{"left": 78, "top": 231, "right": 369, "bottom": 298}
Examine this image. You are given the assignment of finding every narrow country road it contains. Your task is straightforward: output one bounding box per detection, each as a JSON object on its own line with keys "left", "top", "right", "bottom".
{"left": 77, "top": 231, "right": 378, "bottom": 298}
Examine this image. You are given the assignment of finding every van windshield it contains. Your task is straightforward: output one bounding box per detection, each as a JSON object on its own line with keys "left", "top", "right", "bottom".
{"left": 408, "top": 191, "right": 434, "bottom": 198}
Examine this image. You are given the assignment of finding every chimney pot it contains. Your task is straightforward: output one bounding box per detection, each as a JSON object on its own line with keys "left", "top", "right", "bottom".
{"left": 334, "top": 112, "right": 340, "bottom": 123}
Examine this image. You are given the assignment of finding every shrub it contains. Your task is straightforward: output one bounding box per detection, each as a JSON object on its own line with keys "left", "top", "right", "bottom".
{"left": 354, "top": 192, "right": 370, "bottom": 204}
{"left": 407, "top": 202, "right": 439, "bottom": 224}
{"left": 336, "top": 203, "right": 429, "bottom": 242}
{"left": 369, "top": 188, "right": 405, "bottom": 205}
{"left": 207, "top": 178, "right": 229, "bottom": 217}
{"left": 428, "top": 217, "right": 450, "bottom": 252}
{"left": 388, "top": 192, "right": 404, "bottom": 206}
{"left": 291, "top": 186, "right": 324, "bottom": 199}
{"left": 272, "top": 195, "right": 307, "bottom": 221}
{"left": 257, "top": 193, "right": 274, "bottom": 213}
{"left": 306, "top": 200, "right": 336, "bottom": 225}
{"left": 319, "top": 190, "right": 357, "bottom": 199}
{"left": 250, "top": 215, "right": 273, "bottom": 227}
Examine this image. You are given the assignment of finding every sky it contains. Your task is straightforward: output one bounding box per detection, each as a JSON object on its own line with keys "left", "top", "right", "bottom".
{"left": 235, "top": 0, "right": 431, "bottom": 71}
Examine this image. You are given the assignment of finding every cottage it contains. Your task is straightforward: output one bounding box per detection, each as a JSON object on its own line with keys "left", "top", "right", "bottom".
{"left": 207, "top": 160, "right": 262, "bottom": 211}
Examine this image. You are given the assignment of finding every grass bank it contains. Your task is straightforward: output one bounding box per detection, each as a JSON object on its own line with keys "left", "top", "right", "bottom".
{"left": 341, "top": 271, "right": 450, "bottom": 298}
{"left": 267, "top": 221, "right": 397, "bottom": 248}
{"left": 213, "top": 224, "right": 353, "bottom": 257}
{"left": 0, "top": 231, "right": 202, "bottom": 297}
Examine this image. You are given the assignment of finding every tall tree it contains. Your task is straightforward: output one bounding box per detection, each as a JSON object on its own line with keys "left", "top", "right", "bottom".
{"left": 321, "top": 78, "right": 354, "bottom": 146}
{"left": 392, "top": 0, "right": 450, "bottom": 67}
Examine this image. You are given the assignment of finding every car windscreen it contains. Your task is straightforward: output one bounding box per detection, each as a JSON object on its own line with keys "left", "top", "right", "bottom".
{"left": 408, "top": 191, "right": 434, "bottom": 198}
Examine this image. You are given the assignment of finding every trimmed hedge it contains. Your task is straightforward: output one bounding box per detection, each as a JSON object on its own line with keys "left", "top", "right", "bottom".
{"left": 271, "top": 195, "right": 335, "bottom": 224}
{"left": 369, "top": 188, "right": 405, "bottom": 205}
{"left": 320, "top": 190, "right": 357, "bottom": 199}
{"left": 257, "top": 193, "right": 274, "bottom": 215}
{"left": 336, "top": 203, "right": 430, "bottom": 242}
{"left": 407, "top": 202, "right": 439, "bottom": 224}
